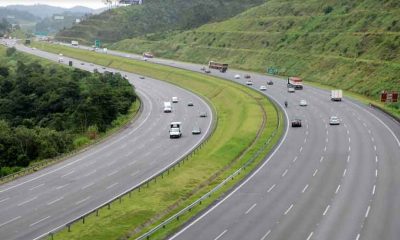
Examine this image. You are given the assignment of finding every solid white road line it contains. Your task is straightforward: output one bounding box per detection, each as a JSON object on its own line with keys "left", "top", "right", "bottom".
{"left": 306, "top": 232, "right": 314, "bottom": 240}
{"left": 214, "top": 229, "right": 228, "bottom": 240}
{"left": 335, "top": 185, "right": 341, "bottom": 194}
{"left": 323, "top": 205, "right": 330, "bottom": 216}
{"left": 260, "top": 230, "right": 271, "bottom": 240}
{"left": 302, "top": 184, "right": 309, "bottom": 193}
{"left": 284, "top": 204, "right": 294, "bottom": 215}
{"left": 47, "top": 196, "right": 64, "bottom": 206}
{"left": 75, "top": 196, "right": 91, "bottom": 205}
{"left": 245, "top": 203, "right": 257, "bottom": 215}
{"left": 30, "top": 216, "right": 50, "bottom": 227}
{"left": 29, "top": 183, "right": 45, "bottom": 191}
{"left": 282, "top": 169, "right": 288, "bottom": 177}
{"left": 0, "top": 216, "right": 21, "bottom": 228}
{"left": 267, "top": 184, "right": 276, "bottom": 193}
{"left": 17, "top": 196, "right": 37, "bottom": 206}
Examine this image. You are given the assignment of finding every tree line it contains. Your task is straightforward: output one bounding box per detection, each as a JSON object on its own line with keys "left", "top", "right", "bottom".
{"left": 0, "top": 49, "right": 136, "bottom": 176}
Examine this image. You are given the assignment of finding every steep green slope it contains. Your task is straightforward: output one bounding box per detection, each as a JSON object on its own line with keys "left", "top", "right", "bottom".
{"left": 111, "top": 0, "right": 400, "bottom": 113}
{"left": 55, "top": 0, "right": 265, "bottom": 44}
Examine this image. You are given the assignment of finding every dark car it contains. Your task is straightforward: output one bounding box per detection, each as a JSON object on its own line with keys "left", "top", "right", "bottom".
{"left": 244, "top": 74, "right": 251, "bottom": 79}
{"left": 188, "top": 102, "right": 194, "bottom": 106}
{"left": 267, "top": 80, "right": 274, "bottom": 85}
{"left": 204, "top": 69, "right": 211, "bottom": 73}
{"left": 192, "top": 126, "right": 202, "bottom": 135}
{"left": 200, "top": 112, "right": 207, "bottom": 118}
{"left": 291, "top": 119, "right": 302, "bottom": 127}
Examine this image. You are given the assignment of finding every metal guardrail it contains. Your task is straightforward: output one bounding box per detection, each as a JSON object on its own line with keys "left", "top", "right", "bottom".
{"left": 136, "top": 100, "right": 282, "bottom": 240}
{"left": 37, "top": 94, "right": 218, "bottom": 240}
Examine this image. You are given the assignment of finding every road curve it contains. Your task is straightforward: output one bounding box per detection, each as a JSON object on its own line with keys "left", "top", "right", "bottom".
{"left": 9, "top": 42, "right": 400, "bottom": 240}
{"left": 81, "top": 46, "right": 400, "bottom": 240}
{"left": 0, "top": 40, "right": 213, "bottom": 240}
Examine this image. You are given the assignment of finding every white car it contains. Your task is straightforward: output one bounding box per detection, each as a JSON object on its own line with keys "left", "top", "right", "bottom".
{"left": 288, "top": 87, "right": 295, "bottom": 93}
{"left": 329, "top": 116, "right": 340, "bottom": 125}
{"left": 259, "top": 85, "right": 267, "bottom": 91}
{"left": 234, "top": 74, "right": 241, "bottom": 79}
{"left": 299, "top": 100, "right": 307, "bottom": 106}
{"left": 172, "top": 97, "right": 178, "bottom": 103}
{"left": 246, "top": 80, "right": 253, "bottom": 85}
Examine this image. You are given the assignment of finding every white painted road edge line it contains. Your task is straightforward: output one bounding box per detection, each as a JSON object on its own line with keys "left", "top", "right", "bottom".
{"left": 168, "top": 96, "right": 290, "bottom": 240}
{"left": 214, "top": 229, "right": 227, "bottom": 240}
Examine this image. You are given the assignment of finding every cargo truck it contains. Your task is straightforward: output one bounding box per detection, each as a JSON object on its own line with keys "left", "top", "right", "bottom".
{"left": 71, "top": 40, "right": 79, "bottom": 46}
{"left": 331, "top": 90, "right": 343, "bottom": 101}
{"left": 208, "top": 61, "right": 228, "bottom": 73}
{"left": 287, "top": 77, "right": 303, "bottom": 89}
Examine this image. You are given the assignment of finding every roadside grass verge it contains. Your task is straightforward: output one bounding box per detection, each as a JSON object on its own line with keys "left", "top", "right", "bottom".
{"left": 32, "top": 42, "right": 281, "bottom": 240}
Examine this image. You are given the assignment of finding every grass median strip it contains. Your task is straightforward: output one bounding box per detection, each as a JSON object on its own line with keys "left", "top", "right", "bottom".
{"left": 32, "top": 42, "right": 281, "bottom": 240}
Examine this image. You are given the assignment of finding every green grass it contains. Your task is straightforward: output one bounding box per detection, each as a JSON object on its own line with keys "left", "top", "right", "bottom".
{"left": 31, "top": 42, "right": 281, "bottom": 240}
{"left": 110, "top": 0, "right": 400, "bottom": 117}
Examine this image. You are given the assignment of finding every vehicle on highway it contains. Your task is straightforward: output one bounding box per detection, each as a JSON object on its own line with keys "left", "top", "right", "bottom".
{"left": 299, "top": 100, "right": 308, "bottom": 106}
{"left": 200, "top": 66, "right": 206, "bottom": 71}
{"left": 291, "top": 118, "right": 302, "bottom": 127}
{"left": 246, "top": 80, "right": 253, "bottom": 85}
{"left": 169, "top": 122, "right": 182, "bottom": 138}
{"left": 260, "top": 85, "right": 267, "bottom": 91}
{"left": 187, "top": 102, "right": 194, "bottom": 106}
{"left": 81, "top": 62, "right": 85, "bottom": 65}
{"left": 267, "top": 80, "right": 274, "bottom": 85}
{"left": 192, "top": 125, "right": 201, "bottom": 135}
{"left": 329, "top": 116, "right": 340, "bottom": 125}
{"left": 284, "top": 100, "right": 288, "bottom": 108}
{"left": 208, "top": 61, "right": 228, "bottom": 73}
{"left": 163, "top": 101, "right": 172, "bottom": 113}
{"left": 244, "top": 74, "right": 251, "bottom": 79}
{"left": 234, "top": 74, "right": 241, "bottom": 79}
{"left": 200, "top": 112, "right": 207, "bottom": 118}
{"left": 331, "top": 89, "right": 343, "bottom": 101}
{"left": 172, "top": 97, "right": 178, "bottom": 103}
{"left": 288, "top": 87, "right": 295, "bottom": 93}
{"left": 102, "top": 67, "right": 106, "bottom": 70}
{"left": 204, "top": 69, "right": 211, "bottom": 73}
{"left": 288, "top": 76, "right": 303, "bottom": 89}
{"left": 143, "top": 52, "right": 154, "bottom": 58}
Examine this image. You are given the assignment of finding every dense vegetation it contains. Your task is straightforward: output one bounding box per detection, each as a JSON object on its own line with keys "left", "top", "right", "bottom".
{"left": 0, "top": 47, "right": 136, "bottom": 176}
{"left": 55, "top": 0, "right": 265, "bottom": 44}
{"left": 36, "top": 12, "right": 91, "bottom": 35}
{"left": 111, "top": 0, "right": 400, "bottom": 114}
{"left": 0, "top": 18, "right": 11, "bottom": 37}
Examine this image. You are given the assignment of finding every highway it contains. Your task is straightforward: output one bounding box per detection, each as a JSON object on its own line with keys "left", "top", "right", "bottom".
{"left": 84, "top": 47, "right": 400, "bottom": 240}
{"left": 0, "top": 40, "right": 214, "bottom": 240}
{"left": 2, "top": 41, "right": 400, "bottom": 240}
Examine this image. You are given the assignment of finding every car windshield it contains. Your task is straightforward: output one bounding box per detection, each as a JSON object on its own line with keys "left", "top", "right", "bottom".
{"left": 170, "top": 128, "right": 180, "bottom": 133}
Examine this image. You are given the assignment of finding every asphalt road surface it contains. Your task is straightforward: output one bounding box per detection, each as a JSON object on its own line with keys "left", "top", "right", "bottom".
{"left": 81, "top": 46, "right": 400, "bottom": 240}
{"left": 0, "top": 40, "right": 213, "bottom": 240}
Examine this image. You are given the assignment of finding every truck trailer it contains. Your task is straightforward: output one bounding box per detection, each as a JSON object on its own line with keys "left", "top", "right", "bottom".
{"left": 331, "top": 90, "right": 343, "bottom": 101}
{"left": 208, "top": 61, "right": 228, "bottom": 73}
{"left": 287, "top": 77, "right": 303, "bottom": 90}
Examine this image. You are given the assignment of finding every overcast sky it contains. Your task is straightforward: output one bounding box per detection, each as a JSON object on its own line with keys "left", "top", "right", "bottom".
{"left": 0, "top": 0, "right": 106, "bottom": 9}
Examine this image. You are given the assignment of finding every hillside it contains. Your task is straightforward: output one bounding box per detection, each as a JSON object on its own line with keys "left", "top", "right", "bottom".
{"left": 0, "top": 8, "right": 39, "bottom": 24}
{"left": 55, "top": 0, "right": 265, "bottom": 44}
{"left": 5, "top": 4, "right": 95, "bottom": 19}
{"left": 111, "top": 0, "right": 400, "bottom": 112}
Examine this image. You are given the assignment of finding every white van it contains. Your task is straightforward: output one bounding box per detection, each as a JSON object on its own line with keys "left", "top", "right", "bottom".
{"left": 172, "top": 97, "right": 178, "bottom": 103}
{"left": 163, "top": 102, "right": 172, "bottom": 113}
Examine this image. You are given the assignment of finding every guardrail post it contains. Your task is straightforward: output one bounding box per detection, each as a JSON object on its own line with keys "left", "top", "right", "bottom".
{"left": 82, "top": 216, "right": 85, "bottom": 224}
{"left": 96, "top": 209, "right": 99, "bottom": 216}
{"left": 108, "top": 203, "right": 111, "bottom": 209}
{"left": 119, "top": 197, "right": 122, "bottom": 203}
{"left": 67, "top": 224, "right": 71, "bottom": 232}
{"left": 49, "top": 232, "right": 54, "bottom": 240}
{"left": 129, "top": 191, "right": 132, "bottom": 198}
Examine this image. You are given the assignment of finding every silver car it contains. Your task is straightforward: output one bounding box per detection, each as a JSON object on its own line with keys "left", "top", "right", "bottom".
{"left": 329, "top": 116, "right": 340, "bottom": 125}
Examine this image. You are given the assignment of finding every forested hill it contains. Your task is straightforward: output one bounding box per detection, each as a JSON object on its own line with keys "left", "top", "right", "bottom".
{"left": 111, "top": 0, "right": 400, "bottom": 113}
{"left": 55, "top": 0, "right": 265, "bottom": 44}
{"left": 0, "top": 46, "right": 136, "bottom": 176}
